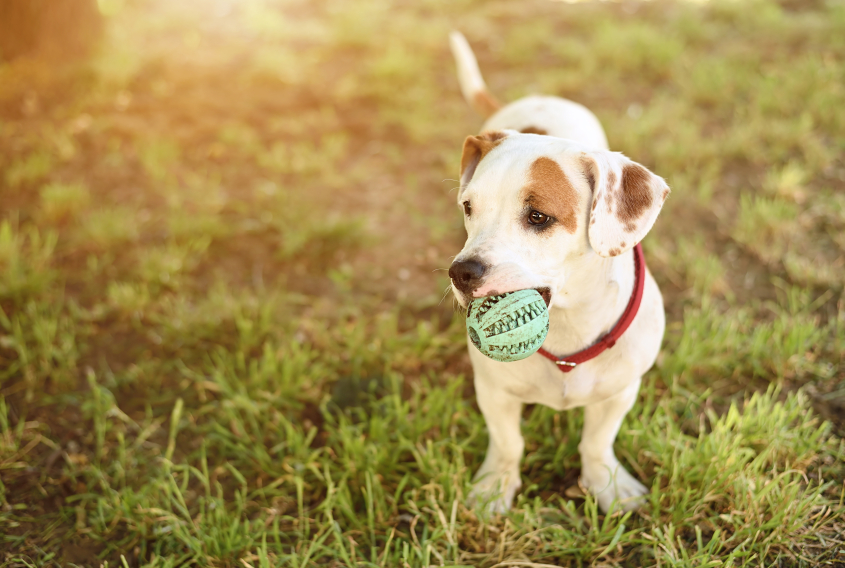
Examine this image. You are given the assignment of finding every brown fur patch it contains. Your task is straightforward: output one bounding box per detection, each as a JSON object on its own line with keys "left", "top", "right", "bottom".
{"left": 579, "top": 156, "right": 596, "bottom": 191}
{"left": 605, "top": 169, "right": 618, "bottom": 193}
{"left": 580, "top": 156, "right": 599, "bottom": 213}
{"left": 520, "top": 157, "right": 579, "bottom": 234}
{"left": 603, "top": 169, "right": 617, "bottom": 213}
{"left": 479, "top": 130, "right": 508, "bottom": 143}
{"left": 617, "top": 163, "right": 654, "bottom": 232}
{"left": 608, "top": 248, "right": 621, "bottom": 257}
{"left": 520, "top": 126, "right": 547, "bottom": 135}
{"left": 460, "top": 131, "right": 508, "bottom": 179}
{"left": 472, "top": 90, "right": 501, "bottom": 118}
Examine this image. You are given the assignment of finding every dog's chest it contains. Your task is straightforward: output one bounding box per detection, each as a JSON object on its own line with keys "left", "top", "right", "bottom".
{"left": 470, "top": 348, "right": 622, "bottom": 410}
{"left": 520, "top": 362, "right": 618, "bottom": 410}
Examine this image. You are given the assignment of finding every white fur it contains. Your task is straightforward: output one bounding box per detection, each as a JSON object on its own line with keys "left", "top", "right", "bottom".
{"left": 449, "top": 31, "right": 669, "bottom": 514}
{"left": 483, "top": 96, "right": 609, "bottom": 150}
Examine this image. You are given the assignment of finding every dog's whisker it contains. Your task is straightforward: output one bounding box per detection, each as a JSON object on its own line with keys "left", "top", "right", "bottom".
{"left": 444, "top": 285, "right": 467, "bottom": 314}
{"left": 438, "top": 285, "right": 454, "bottom": 307}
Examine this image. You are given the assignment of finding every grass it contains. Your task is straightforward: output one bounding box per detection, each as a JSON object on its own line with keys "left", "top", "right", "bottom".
{"left": 1, "top": 0, "right": 844, "bottom": 565}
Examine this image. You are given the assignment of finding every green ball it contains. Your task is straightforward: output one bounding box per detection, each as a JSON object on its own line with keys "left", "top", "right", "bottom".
{"left": 466, "top": 289, "right": 550, "bottom": 362}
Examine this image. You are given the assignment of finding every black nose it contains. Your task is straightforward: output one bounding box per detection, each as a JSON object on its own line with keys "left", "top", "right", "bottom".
{"left": 449, "top": 258, "right": 487, "bottom": 294}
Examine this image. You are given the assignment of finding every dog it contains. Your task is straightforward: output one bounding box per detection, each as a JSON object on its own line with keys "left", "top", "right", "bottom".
{"left": 447, "top": 31, "right": 669, "bottom": 514}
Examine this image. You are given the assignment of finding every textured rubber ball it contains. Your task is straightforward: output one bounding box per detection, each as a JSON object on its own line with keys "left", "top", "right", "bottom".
{"left": 466, "top": 289, "right": 550, "bottom": 362}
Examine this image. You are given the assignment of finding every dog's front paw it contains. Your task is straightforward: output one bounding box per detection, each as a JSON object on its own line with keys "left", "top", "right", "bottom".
{"left": 580, "top": 459, "right": 648, "bottom": 514}
{"left": 468, "top": 468, "right": 521, "bottom": 515}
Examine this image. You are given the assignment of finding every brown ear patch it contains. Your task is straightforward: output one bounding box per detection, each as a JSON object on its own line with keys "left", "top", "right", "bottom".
{"left": 479, "top": 130, "right": 508, "bottom": 142}
{"left": 603, "top": 168, "right": 617, "bottom": 213}
{"left": 520, "top": 157, "right": 579, "bottom": 234}
{"left": 520, "top": 126, "right": 547, "bottom": 135}
{"left": 460, "top": 131, "right": 508, "bottom": 180}
{"left": 580, "top": 157, "right": 596, "bottom": 191}
{"left": 472, "top": 90, "right": 501, "bottom": 118}
{"left": 605, "top": 169, "right": 618, "bottom": 194}
{"left": 617, "top": 163, "right": 654, "bottom": 232}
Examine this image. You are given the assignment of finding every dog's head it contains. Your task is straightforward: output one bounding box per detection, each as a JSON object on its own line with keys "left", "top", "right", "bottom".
{"left": 449, "top": 130, "right": 669, "bottom": 308}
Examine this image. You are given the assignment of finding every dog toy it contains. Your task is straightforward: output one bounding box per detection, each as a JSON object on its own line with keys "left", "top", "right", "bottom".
{"left": 466, "top": 289, "right": 549, "bottom": 362}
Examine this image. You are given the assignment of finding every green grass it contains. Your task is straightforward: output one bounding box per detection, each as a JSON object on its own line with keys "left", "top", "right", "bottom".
{"left": 1, "top": 0, "right": 844, "bottom": 565}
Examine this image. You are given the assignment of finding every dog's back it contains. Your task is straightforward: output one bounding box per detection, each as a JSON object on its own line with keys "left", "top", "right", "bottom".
{"left": 449, "top": 31, "right": 608, "bottom": 150}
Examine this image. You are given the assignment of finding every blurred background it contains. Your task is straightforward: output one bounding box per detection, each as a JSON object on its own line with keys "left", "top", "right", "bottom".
{"left": 0, "top": 0, "right": 843, "bottom": 565}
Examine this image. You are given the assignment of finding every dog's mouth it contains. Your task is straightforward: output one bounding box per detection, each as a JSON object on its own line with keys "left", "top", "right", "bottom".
{"left": 469, "top": 286, "right": 551, "bottom": 308}
{"left": 535, "top": 287, "right": 551, "bottom": 307}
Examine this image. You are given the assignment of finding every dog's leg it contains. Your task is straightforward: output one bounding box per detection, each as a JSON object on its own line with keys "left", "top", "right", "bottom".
{"left": 578, "top": 379, "right": 648, "bottom": 513}
{"left": 469, "top": 377, "right": 524, "bottom": 514}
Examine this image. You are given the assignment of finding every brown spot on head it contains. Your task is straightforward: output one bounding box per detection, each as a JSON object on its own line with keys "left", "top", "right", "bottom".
{"left": 472, "top": 90, "right": 501, "bottom": 118}
{"left": 617, "top": 163, "right": 654, "bottom": 232}
{"left": 619, "top": 242, "right": 626, "bottom": 249}
{"left": 519, "top": 126, "right": 547, "bottom": 135}
{"left": 519, "top": 157, "right": 579, "bottom": 234}
{"left": 608, "top": 247, "right": 621, "bottom": 257}
{"left": 460, "top": 131, "right": 509, "bottom": 185}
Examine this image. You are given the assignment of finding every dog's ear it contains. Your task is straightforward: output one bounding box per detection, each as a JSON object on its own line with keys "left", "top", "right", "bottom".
{"left": 459, "top": 130, "right": 509, "bottom": 189}
{"left": 581, "top": 151, "right": 670, "bottom": 258}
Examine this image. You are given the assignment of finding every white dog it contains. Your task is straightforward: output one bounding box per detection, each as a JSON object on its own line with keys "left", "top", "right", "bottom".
{"left": 448, "top": 31, "right": 669, "bottom": 514}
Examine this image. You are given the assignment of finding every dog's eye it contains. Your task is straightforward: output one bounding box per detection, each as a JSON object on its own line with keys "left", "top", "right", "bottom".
{"left": 463, "top": 201, "right": 472, "bottom": 216}
{"left": 528, "top": 210, "right": 549, "bottom": 225}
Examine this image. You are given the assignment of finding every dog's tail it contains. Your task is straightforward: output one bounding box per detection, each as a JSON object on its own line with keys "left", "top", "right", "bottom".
{"left": 449, "top": 30, "right": 501, "bottom": 118}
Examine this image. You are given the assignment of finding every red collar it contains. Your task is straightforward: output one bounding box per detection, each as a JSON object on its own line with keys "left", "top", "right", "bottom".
{"left": 536, "top": 243, "right": 646, "bottom": 373}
